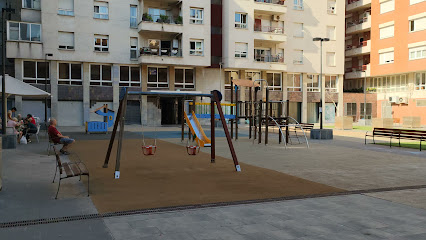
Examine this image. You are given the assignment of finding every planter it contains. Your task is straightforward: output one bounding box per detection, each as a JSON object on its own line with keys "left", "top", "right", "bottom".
{"left": 335, "top": 116, "right": 353, "bottom": 130}
{"left": 403, "top": 116, "right": 421, "bottom": 128}
{"left": 372, "top": 118, "right": 393, "bottom": 128}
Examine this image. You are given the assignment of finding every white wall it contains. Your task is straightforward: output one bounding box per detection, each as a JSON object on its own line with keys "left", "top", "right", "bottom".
{"left": 57, "top": 101, "right": 84, "bottom": 126}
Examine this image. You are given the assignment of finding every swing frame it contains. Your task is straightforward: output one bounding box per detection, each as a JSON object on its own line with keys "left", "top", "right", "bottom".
{"left": 103, "top": 89, "right": 241, "bottom": 179}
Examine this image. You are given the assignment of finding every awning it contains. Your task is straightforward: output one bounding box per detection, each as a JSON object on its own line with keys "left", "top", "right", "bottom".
{"left": 0, "top": 75, "right": 50, "bottom": 98}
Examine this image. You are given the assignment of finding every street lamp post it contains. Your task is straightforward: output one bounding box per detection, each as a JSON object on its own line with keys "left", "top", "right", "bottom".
{"left": 2, "top": 6, "right": 15, "bottom": 134}
{"left": 363, "top": 68, "right": 367, "bottom": 123}
{"left": 313, "top": 37, "right": 329, "bottom": 130}
{"left": 44, "top": 53, "right": 53, "bottom": 125}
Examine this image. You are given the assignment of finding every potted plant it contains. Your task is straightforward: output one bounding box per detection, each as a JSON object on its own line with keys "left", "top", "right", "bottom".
{"left": 175, "top": 16, "right": 183, "bottom": 24}
{"left": 159, "top": 14, "right": 169, "bottom": 23}
{"left": 142, "top": 13, "right": 153, "bottom": 22}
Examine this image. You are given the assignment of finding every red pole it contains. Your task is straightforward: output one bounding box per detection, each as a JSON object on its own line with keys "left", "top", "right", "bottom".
{"left": 211, "top": 97, "right": 215, "bottom": 163}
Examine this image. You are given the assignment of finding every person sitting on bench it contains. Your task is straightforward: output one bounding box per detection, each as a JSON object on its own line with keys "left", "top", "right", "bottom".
{"left": 48, "top": 118, "right": 75, "bottom": 155}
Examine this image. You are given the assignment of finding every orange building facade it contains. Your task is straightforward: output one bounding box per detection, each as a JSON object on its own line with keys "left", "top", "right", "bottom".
{"left": 345, "top": 0, "right": 426, "bottom": 125}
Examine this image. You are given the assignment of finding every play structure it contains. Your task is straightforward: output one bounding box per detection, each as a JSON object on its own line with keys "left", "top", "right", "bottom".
{"left": 184, "top": 111, "right": 211, "bottom": 147}
{"left": 103, "top": 89, "right": 241, "bottom": 179}
{"left": 85, "top": 105, "right": 115, "bottom": 134}
{"left": 229, "top": 79, "right": 309, "bottom": 148}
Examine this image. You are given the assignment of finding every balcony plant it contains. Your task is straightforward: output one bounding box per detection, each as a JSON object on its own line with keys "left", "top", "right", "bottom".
{"left": 142, "top": 13, "right": 153, "bottom": 22}
{"left": 175, "top": 16, "right": 183, "bottom": 24}
{"left": 159, "top": 14, "right": 170, "bottom": 23}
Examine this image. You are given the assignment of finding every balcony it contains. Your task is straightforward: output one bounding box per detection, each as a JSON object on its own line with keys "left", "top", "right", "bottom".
{"left": 254, "top": 26, "right": 287, "bottom": 42}
{"left": 345, "top": 64, "right": 370, "bottom": 79}
{"left": 138, "top": 14, "right": 183, "bottom": 33}
{"left": 139, "top": 47, "right": 186, "bottom": 65}
{"left": 253, "top": 54, "right": 286, "bottom": 71}
{"left": 345, "top": 40, "right": 371, "bottom": 57}
{"left": 346, "top": 15, "right": 371, "bottom": 34}
{"left": 346, "top": 0, "right": 372, "bottom": 13}
{"left": 253, "top": 0, "right": 287, "bottom": 15}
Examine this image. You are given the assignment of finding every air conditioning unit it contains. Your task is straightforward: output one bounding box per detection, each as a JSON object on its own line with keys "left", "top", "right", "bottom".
{"left": 272, "top": 15, "right": 280, "bottom": 21}
{"left": 389, "top": 96, "right": 399, "bottom": 103}
{"left": 399, "top": 97, "right": 409, "bottom": 104}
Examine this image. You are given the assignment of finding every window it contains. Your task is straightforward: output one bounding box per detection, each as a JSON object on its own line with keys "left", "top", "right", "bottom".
{"left": 380, "top": 25, "right": 394, "bottom": 39}
{"left": 94, "top": 35, "right": 109, "bottom": 52}
{"left": 287, "top": 74, "right": 302, "bottom": 92}
{"left": 409, "top": 46, "right": 426, "bottom": 60}
{"left": 58, "top": 63, "right": 82, "bottom": 85}
{"left": 410, "top": 0, "right": 426, "bottom": 4}
{"left": 148, "top": 67, "right": 168, "bottom": 88}
{"left": 58, "top": 32, "right": 74, "bottom": 50}
{"left": 417, "top": 99, "right": 426, "bottom": 107}
{"left": 245, "top": 71, "right": 261, "bottom": 81}
{"left": 410, "top": 17, "right": 426, "bottom": 32}
{"left": 307, "top": 74, "right": 320, "bottom": 92}
{"left": 23, "top": 61, "right": 49, "bottom": 84}
{"left": 327, "top": 0, "right": 336, "bottom": 14}
{"left": 175, "top": 68, "right": 195, "bottom": 89}
{"left": 294, "top": 23, "right": 303, "bottom": 37}
{"left": 267, "top": 73, "right": 282, "bottom": 91}
{"left": 147, "top": 8, "right": 166, "bottom": 23}
{"left": 326, "top": 52, "right": 336, "bottom": 67}
{"left": 294, "top": 0, "right": 303, "bottom": 10}
{"left": 360, "top": 103, "right": 372, "bottom": 119}
{"left": 130, "top": 37, "right": 138, "bottom": 59}
{"left": 346, "top": 103, "right": 356, "bottom": 116}
{"left": 326, "top": 26, "right": 336, "bottom": 40}
{"left": 119, "top": 66, "right": 140, "bottom": 87}
{"left": 130, "top": 5, "right": 138, "bottom": 28}
{"left": 22, "top": 0, "right": 40, "bottom": 9}
{"left": 294, "top": 50, "right": 303, "bottom": 64}
{"left": 58, "top": 0, "right": 74, "bottom": 16}
{"left": 325, "top": 75, "right": 338, "bottom": 92}
{"left": 190, "top": 8, "right": 203, "bottom": 24}
{"left": 90, "top": 64, "right": 112, "bottom": 86}
{"left": 7, "top": 21, "right": 41, "bottom": 42}
{"left": 415, "top": 72, "right": 426, "bottom": 90}
{"left": 235, "top": 43, "right": 248, "bottom": 58}
{"left": 190, "top": 39, "right": 204, "bottom": 56}
{"left": 380, "top": 0, "right": 394, "bottom": 14}
{"left": 235, "top": 13, "right": 247, "bottom": 29}
{"left": 379, "top": 51, "right": 394, "bottom": 64}
{"left": 94, "top": 1, "right": 109, "bottom": 19}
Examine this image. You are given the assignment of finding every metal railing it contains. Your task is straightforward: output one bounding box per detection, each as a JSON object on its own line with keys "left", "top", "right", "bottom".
{"left": 254, "top": 25, "right": 284, "bottom": 34}
{"left": 141, "top": 14, "right": 182, "bottom": 25}
{"left": 254, "top": 55, "right": 284, "bottom": 63}
{"left": 254, "top": 0, "right": 286, "bottom": 5}
{"left": 140, "top": 47, "right": 182, "bottom": 57}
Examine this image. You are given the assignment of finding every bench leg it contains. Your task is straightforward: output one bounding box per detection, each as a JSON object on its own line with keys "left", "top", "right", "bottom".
{"left": 55, "top": 178, "right": 61, "bottom": 199}
{"left": 390, "top": 137, "right": 392, "bottom": 148}
{"left": 373, "top": 136, "right": 375, "bottom": 144}
{"left": 36, "top": 134, "right": 39, "bottom": 143}
{"left": 52, "top": 164, "right": 58, "bottom": 183}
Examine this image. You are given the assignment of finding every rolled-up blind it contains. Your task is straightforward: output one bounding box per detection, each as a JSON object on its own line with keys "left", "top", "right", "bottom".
{"left": 58, "top": 32, "right": 74, "bottom": 47}
{"left": 59, "top": 0, "right": 73, "bottom": 10}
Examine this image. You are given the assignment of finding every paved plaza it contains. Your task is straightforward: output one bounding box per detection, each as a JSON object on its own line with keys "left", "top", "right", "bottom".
{"left": 1, "top": 127, "right": 426, "bottom": 239}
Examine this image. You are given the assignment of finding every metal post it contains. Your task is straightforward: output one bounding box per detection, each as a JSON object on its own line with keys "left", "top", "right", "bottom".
{"left": 210, "top": 96, "right": 215, "bottom": 163}
{"left": 320, "top": 40, "right": 323, "bottom": 130}
{"left": 286, "top": 100, "right": 290, "bottom": 144}
{"left": 265, "top": 88, "right": 269, "bottom": 145}
{"left": 235, "top": 86, "right": 238, "bottom": 140}
{"left": 249, "top": 88, "right": 252, "bottom": 139}
{"left": 181, "top": 98, "right": 185, "bottom": 142}
{"left": 364, "top": 70, "right": 367, "bottom": 123}
{"left": 258, "top": 99, "right": 262, "bottom": 144}
{"left": 1, "top": 10, "right": 6, "bottom": 134}
{"left": 44, "top": 55, "right": 48, "bottom": 123}
{"left": 230, "top": 81, "right": 234, "bottom": 139}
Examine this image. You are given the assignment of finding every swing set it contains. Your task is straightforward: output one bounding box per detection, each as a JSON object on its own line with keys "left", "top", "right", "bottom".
{"left": 103, "top": 89, "right": 241, "bottom": 179}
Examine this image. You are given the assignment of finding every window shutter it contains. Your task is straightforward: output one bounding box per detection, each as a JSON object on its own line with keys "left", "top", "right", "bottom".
{"left": 130, "top": 37, "right": 138, "bottom": 48}
{"left": 380, "top": 0, "right": 394, "bottom": 14}
{"left": 59, "top": 0, "right": 73, "bottom": 10}
{"left": 235, "top": 43, "right": 247, "bottom": 52}
{"left": 58, "top": 32, "right": 74, "bottom": 47}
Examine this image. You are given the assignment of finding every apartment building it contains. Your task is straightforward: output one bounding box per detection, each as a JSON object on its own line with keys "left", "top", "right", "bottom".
{"left": 6, "top": 0, "right": 211, "bottom": 126}
{"left": 223, "top": 0, "right": 345, "bottom": 124}
{"left": 344, "top": 0, "right": 426, "bottom": 125}
{"left": 6, "top": 0, "right": 345, "bottom": 126}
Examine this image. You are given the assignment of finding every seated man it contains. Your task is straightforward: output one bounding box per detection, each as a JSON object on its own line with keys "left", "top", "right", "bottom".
{"left": 48, "top": 118, "right": 75, "bottom": 155}
{"left": 23, "top": 119, "right": 37, "bottom": 143}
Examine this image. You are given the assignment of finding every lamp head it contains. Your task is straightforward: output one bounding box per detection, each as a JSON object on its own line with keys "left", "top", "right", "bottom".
{"left": 46, "top": 53, "right": 53, "bottom": 57}
{"left": 313, "top": 37, "right": 322, "bottom": 41}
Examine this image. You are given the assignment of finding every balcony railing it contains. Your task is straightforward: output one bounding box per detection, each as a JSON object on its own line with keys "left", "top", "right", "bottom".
{"left": 346, "top": 16, "right": 369, "bottom": 28}
{"left": 141, "top": 14, "right": 183, "bottom": 25}
{"left": 254, "top": 25, "right": 284, "bottom": 34}
{"left": 254, "top": 55, "right": 284, "bottom": 63}
{"left": 346, "top": 40, "right": 368, "bottom": 50}
{"left": 140, "top": 47, "right": 182, "bottom": 57}
{"left": 254, "top": 0, "right": 286, "bottom": 5}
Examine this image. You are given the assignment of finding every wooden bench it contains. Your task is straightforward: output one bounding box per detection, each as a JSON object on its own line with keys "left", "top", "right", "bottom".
{"left": 365, "top": 128, "right": 426, "bottom": 151}
{"left": 299, "top": 123, "right": 314, "bottom": 131}
{"left": 52, "top": 146, "right": 90, "bottom": 199}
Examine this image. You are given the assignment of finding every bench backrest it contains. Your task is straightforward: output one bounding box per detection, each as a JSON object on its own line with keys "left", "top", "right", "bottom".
{"left": 52, "top": 146, "right": 63, "bottom": 174}
{"left": 373, "top": 128, "right": 426, "bottom": 138}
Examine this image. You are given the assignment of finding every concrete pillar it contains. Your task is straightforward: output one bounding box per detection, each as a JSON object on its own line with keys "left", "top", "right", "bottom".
{"left": 112, "top": 65, "right": 120, "bottom": 114}
{"left": 302, "top": 73, "right": 308, "bottom": 123}
{"left": 239, "top": 70, "right": 246, "bottom": 101}
{"left": 282, "top": 72, "right": 288, "bottom": 101}
{"left": 83, "top": 63, "right": 90, "bottom": 123}
{"left": 50, "top": 60, "right": 59, "bottom": 121}
{"left": 338, "top": 74, "right": 344, "bottom": 117}
{"left": 14, "top": 59, "right": 23, "bottom": 116}
{"left": 169, "top": 66, "right": 175, "bottom": 91}
{"left": 141, "top": 65, "right": 148, "bottom": 125}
